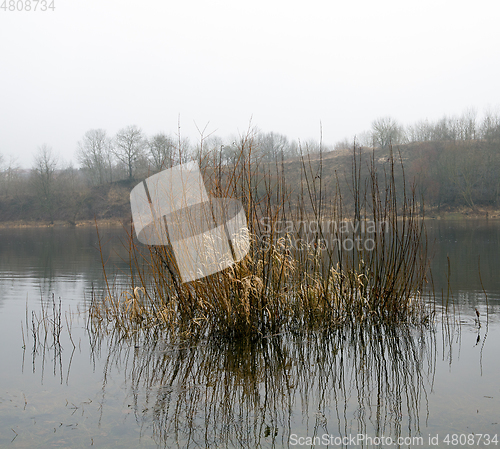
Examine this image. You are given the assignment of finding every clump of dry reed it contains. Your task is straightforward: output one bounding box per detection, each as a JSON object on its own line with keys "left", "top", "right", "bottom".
{"left": 89, "top": 134, "right": 430, "bottom": 338}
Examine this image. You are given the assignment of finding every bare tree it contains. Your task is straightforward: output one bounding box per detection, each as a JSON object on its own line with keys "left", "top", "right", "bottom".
{"left": 481, "top": 108, "right": 500, "bottom": 142}
{"left": 193, "top": 135, "right": 227, "bottom": 166}
{"left": 113, "top": 125, "right": 145, "bottom": 179}
{"left": 444, "top": 108, "right": 478, "bottom": 142}
{"left": 0, "top": 155, "right": 21, "bottom": 197}
{"left": 371, "top": 117, "right": 405, "bottom": 148}
{"left": 219, "top": 142, "right": 239, "bottom": 165}
{"left": 32, "top": 144, "right": 58, "bottom": 223}
{"left": 257, "top": 132, "right": 290, "bottom": 161}
{"left": 406, "top": 120, "right": 433, "bottom": 143}
{"left": 458, "top": 108, "right": 477, "bottom": 141}
{"left": 147, "top": 133, "right": 177, "bottom": 171}
{"left": 77, "top": 129, "right": 113, "bottom": 185}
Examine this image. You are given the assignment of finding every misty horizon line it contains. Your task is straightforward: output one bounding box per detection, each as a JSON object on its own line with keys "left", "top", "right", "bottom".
{"left": 2, "top": 104, "right": 500, "bottom": 171}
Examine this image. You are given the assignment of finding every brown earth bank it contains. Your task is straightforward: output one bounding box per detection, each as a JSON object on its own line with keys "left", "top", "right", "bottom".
{"left": 0, "top": 207, "right": 499, "bottom": 229}
{"left": 0, "top": 179, "right": 134, "bottom": 227}
{"left": 424, "top": 205, "right": 500, "bottom": 220}
{"left": 0, "top": 218, "right": 129, "bottom": 228}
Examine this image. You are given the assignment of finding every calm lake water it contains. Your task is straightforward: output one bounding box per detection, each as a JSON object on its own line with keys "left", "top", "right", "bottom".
{"left": 0, "top": 221, "right": 499, "bottom": 448}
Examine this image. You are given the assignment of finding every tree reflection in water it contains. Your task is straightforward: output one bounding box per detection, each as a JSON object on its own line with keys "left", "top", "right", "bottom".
{"left": 89, "top": 321, "right": 437, "bottom": 448}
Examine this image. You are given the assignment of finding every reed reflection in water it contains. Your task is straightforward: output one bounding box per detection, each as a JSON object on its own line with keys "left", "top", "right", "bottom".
{"left": 88, "top": 319, "right": 436, "bottom": 448}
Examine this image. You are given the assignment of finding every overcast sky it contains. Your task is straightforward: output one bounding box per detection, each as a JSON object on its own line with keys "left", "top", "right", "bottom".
{"left": 1, "top": 0, "right": 500, "bottom": 168}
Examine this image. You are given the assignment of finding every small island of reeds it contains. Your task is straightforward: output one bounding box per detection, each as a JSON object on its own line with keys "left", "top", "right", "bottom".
{"left": 90, "top": 136, "right": 430, "bottom": 340}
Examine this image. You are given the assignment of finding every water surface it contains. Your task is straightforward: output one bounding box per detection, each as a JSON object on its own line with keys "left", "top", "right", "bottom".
{"left": 0, "top": 222, "right": 499, "bottom": 448}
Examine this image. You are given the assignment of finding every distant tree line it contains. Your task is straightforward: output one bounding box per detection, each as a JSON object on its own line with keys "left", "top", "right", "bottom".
{"left": 0, "top": 127, "right": 320, "bottom": 223}
{"left": 334, "top": 107, "right": 500, "bottom": 212}
{"left": 1, "top": 108, "right": 500, "bottom": 223}
{"left": 335, "top": 107, "right": 500, "bottom": 150}
{"left": 74, "top": 126, "right": 317, "bottom": 186}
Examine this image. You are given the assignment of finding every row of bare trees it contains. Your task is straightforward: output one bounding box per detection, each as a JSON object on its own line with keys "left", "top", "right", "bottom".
{"left": 336, "top": 107, "right": 500, "bottom": 150}
{"left": 75, "top": 126, "right": 317, "bottom": 187}
{"left": 2, "top": 108, "right": 500, "bottom": 223}
{"left": 0, "top": 127, "right": 317, "bottom": 223}
{"left": 76, "top": 126, "right": 195, "bottom": 186}
{"left": 331, "top": 108, "right": 500, "bottom": 212}
{"left": 76, "top": 126, "right": 152, "bottom": 185}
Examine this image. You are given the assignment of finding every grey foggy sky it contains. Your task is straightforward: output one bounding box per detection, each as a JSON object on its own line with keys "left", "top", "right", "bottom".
{"left": 1, "top": 0, "right": 500, "bottom": 168}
